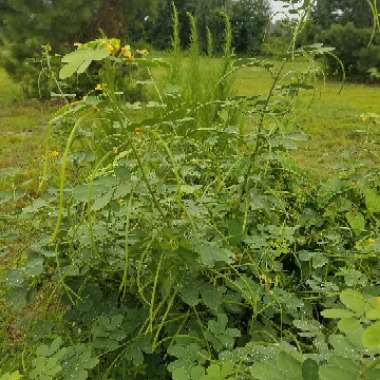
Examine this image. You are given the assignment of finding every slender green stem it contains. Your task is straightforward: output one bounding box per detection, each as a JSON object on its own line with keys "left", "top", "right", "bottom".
{"left": 51, "top": 113, "right": 91, "bottom": 242}
{"left": 240, "top": 60, "right": 287, "bottom": 204}
{"left": 38, "top": 121, "right": 54, "bottom": 194}
{"left": 152, "top": 290, "right": 178, "bottom": 350}
{"left": 119, "top": 189, "right": 134, "bottom": 299}
{"left": 129, "top": 138, "right": 166, "bottom": 220}
{"left": 148, "top": 252, "right": 165, "bottom": 334}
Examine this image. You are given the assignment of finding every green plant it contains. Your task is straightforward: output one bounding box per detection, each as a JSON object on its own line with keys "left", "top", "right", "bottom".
{"left": 2, "top": 3, "right": 380, "bottom": 380}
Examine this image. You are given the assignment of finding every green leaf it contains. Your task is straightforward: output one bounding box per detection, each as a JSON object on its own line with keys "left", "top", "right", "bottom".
{"left": 364, "top": 189, "right": 380, "bottom": 213}
{"left": 321, "top": 309, "right": 354, "bottom": 319}
{"left": 345, "top": 211, "right": 365, "bottom": 234}
{"left": 59, "top": 47, "right": 109, "bottom": 79}
{"left": 251, "top": 351, "right": 303, "bottom": 380}
{"left": 124, "top": 336, "right": 152, "bottom": 366}
{"left": 200, "top": 362, "right": 235, "bottom": 380}
{"left": 0, "top": 371, "right": 22, "bottom": 380}
{"left": 172, "top": 366, "right": 205, "bottom": 380}
{"left": 92, "top": 190, "right": 113, "bottom": 211}
{"left": 205, "top": 314, "right": 241, "bottom": 352}
{"left": 328, "top": 334, "right": 360, "bottom": 360}
{"left": 195, "top": 242, "right": 234, "bottom": 267}
{"left": 366, "top": 304, "right": 380, "bottom": 320}
{"left": 319, "top": 356, "right": 360, "bottom": 380}
{"left": 302, "top": 359, "right": 319, "bottom": 380}
{"left": 200, "top": 285, "right": 223, "bottom": 311}
{"left": 362, "top": 321, "right": 380, "bottom": 350}
{"left": 61, "top": 344, "right": 99, "bottom": 380}
{"left": 6, "top": 270, "right": 25, "bottom": 288}
{"left": 7, "top": 287, "right": 29, "bottom": 310}
{"left": 340, "top": 290, "right": 366, "bottom": 315}
{"left": 31, "top": 356, "right": 62, "bottom": 380}
{"left": 22, "top": 198, "right": 48, "bottom": 214}
{"left": 180, "top": 285, "right": 201, "bottom": 307}
{"left": 338, "top": 318, "right": 363, "bottom": 347}
{"left": 36, "top": 337, "right": 63, "bottom": 357}
{"left": 337, "top": 268, "right": 368, "bottom": 287}
{"left": 366, "top": 368, "right": 380, "bottom": 380}
{"left": 180, "top": 185, "right": 202, "bottom": 194}
{"left": 168, "top": 342, "right": 206, "bottom": 364}
{"left": 24, "top": 254, "right": 44, "bottom": 277}
{"left": 311, "top": 254, "right": 328, "bottom": 269}
{"left": 92, "top": 314, "right": 126, "bottom": 351}
{"left": 337, "top": 318, "right": 361, "bottom": 336}
{"left": 168, "top": 342, "right": 207, "bottom": 380}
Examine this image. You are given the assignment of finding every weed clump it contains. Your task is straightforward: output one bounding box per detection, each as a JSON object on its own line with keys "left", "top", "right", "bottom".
{"left": 2, "top": 4, "right": 380, "bottom": 379}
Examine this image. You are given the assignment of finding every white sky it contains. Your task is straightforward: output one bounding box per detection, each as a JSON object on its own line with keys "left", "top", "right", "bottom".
{"left": 270, "top": 1, "right": 289, "bottom": 20}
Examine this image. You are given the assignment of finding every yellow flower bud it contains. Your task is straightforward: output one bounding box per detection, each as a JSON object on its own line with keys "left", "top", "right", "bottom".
{"left": 121, "top": 45, "right": 134, "bottom": 60}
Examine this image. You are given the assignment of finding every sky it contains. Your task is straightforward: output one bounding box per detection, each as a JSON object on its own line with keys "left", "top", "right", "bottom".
{"left": 270, "top": 1, "right": 288, "bottom": 19}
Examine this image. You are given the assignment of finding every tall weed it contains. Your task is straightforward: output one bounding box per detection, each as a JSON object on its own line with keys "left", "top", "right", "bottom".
{"left": 2, "top": 3, "right": 380, "bottom": 379}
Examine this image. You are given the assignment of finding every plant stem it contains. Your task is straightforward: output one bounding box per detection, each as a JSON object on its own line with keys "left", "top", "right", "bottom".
{"left": 240, "top": 59, "right": 287, "bottom": 203}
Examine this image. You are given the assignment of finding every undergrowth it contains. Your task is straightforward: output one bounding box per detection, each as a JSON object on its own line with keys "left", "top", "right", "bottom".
{"left": 1, "top": 3, "right": 380, "bottom": 380}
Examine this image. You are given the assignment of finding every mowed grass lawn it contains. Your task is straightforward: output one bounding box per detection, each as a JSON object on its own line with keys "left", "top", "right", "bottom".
{"left": 235, "top": 63, "right": 380, "bottom": 174}
{"left": 0, "top": 70, "right": 52, "bottom": 171}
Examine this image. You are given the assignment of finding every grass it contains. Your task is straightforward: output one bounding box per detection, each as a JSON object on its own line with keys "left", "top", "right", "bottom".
{"left": 235, "top": 62, "right": 380, "bottom": 175}
{"left": 0, "top": 70, "right": 52, "bottom": 270}
{"left": 0, "top": 70, "right": 52, "bottom": 171}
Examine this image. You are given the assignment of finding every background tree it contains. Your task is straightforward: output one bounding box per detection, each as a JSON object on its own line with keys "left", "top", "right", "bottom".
{"left": 0, "top": 0, "right": 162, "bottom": 87}
{"left": 296, "top": 0, "right": 380, "bottom": 82}
{"left": 0, "top": 0, "right": 273, "bottom": 94}
{"left": 232, "top": 0, "right": 270, "bottom": 54}
{"left": 313, "top": 0, "right": 374, "bottom": 28}
{"left": 150, "top": 0, "right": 270, "bottom": 54}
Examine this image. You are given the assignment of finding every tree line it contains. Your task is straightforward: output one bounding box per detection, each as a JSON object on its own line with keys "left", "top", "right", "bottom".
{"left": 0, "top": 0, "right": 270, "bottom": 84}
{"left": 0, "top": 0, "right": 378, "bottom": 90}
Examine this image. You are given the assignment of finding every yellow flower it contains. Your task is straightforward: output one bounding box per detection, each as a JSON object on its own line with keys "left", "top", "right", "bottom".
{"left": 95, "top": 83, "right": 103, "bottom": 91}
{"left": 50, "top": 151, "right": 60, "bottom": 158}
{"left": 368, "top": 238, "right": 376, "bottom": 245}
{"left": 106, "top": 39, "right": 121, "bottom": 56}
{"left": 121, "top": 44, "right": 134, "bottom": 60}
{"left": 106, "top": 44, "right": 114, "bottom": 55}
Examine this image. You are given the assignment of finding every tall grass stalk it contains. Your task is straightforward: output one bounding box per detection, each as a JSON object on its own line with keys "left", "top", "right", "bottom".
{"left": 170, "top": 1, "right": 181, "bottom": 82}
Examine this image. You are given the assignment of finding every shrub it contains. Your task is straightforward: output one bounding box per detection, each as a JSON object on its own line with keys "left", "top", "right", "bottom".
{"left": 318, "top": 23, "right": 380, "bottom": 82}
